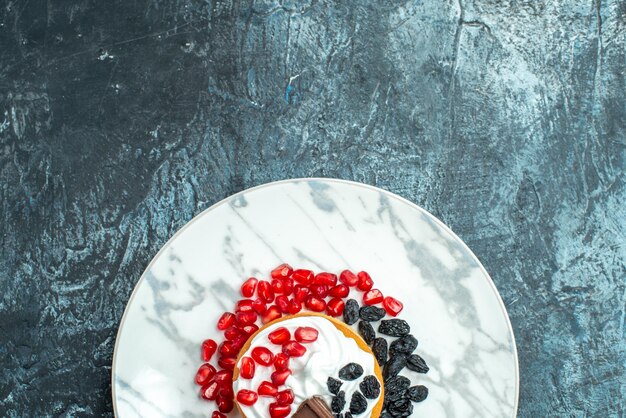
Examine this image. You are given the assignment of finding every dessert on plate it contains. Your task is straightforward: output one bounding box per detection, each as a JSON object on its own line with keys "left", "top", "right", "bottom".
{"left": 195, "top": 264, "right": 430, "bottom": 418}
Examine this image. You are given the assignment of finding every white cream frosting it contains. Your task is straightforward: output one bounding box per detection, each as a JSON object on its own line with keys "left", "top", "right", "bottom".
{"left": 233, "top": 316, "right": 381, "bottom": 418}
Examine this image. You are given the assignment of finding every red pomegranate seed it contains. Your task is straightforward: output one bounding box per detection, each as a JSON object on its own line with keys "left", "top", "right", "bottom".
{"left": 239, "top": 357, "right": 255, "bottom": 379}
{"left": 258, "top": 381, "right": 279, "bottom": 397}
{"left": 383, "top": 296, "right": 404, "bottom": 316}
{"left": 271, "top": 263, "right": 293, "bottom": 280}
{"left": 326, "top": 298, "right": 345, "bottom": 317}
{"left": 236, "top": 299, "right": 255, "bottom": 313}
{"left": 236, "top": 389, "right": 259, "bottom": 406}
{"left": 251, "top": 346, "right": 275, "bottom": 366}
{"left": 271, "top": 369, "right": 292, "bottom": 386}
{"left": 216, "top": 395, "right": 234, "bottom": 413}
{"left": 201, "top": 339, "right": 217, "bottom": 361}
{"left": 271, "top": 279, "right": 285, "bottom": 294}
{"left": 292, "top": 269, "right": 313, "bottom": 285}
{"left": 270, "top": 402, "right": 292, "bottom": 418}
{"left": 340, "top": 270, "right": 359, "bottom": 286}
{"left": 252, "top": 298, "right": 267, "bottom": 314}
{"left": 293, "top": 286, "right": 310, "bottom": 303}
{"left": 219, "top": 341, "right": 237, "bottom": 357}
{"left": 282, "top": 278, "right": 294, "bottom": 295}
{"left": 328, "top": 284, "right": 349, "bottom": 298}
{"left": 231, "top": 336, "right": 247, "bottom": 352}
{"left": 213, "top": 370, "right": 233, "bottom": 382}
{"left": 242, "top": 324, "right": 259, "bottom": 335}
{"left": 268, "top": 327, "right": 291, "bottom": 345}
{"left": 313, "top": 272, "right": 337, "bottom": 286}
{"left": 257, "top": 281, "right": 275, "bottom": 303}
{"left": 241, "top": 277, "right": 258, "bottom": 298}
{"left": 357, "top": 271, "right": 374, "bottom": 291}
{"left": 195, "top": 363, "right": 216, "bottom": 385}
{"left": 212, "top": 412, "right": 226, "bottom": 418}
{"left": 310, "top": 285, "right": 329, "bottom": 298}
{"left": 305, "top": 295, "right": 326, "bottom": 312}
{"left": 219, "top": 384, "right": 234, "bottom": 399}
{"left": 217, "top": 312, "right": 235, "bottom": 330}
{"left": 294, "top": 326, "right": 319, "bottom": 343}
{"left": 282, "top": 341, "right": 306, "bottom": 357}
{"left": 275, "top": 295, "right": 290, "bottom": 313}
{"left": 286, "top": 299, "right": 302, "bottom": 315}
{"left": 224, "top": 326, "right": 242, "bottom": 341}
{"left": 276, "top": 389, "right": 295, "bottom": 405}
{"left": 218, "top": 356, "right": 237, "bottom": 370}
{"left": 200, "top": 380, "right": 220, "bottom": 400}
{"left": 363, "top": 288, "right": 384, "bottom": 305}
{"left": 236, "top": 311, "right": 258, "bottom": 325}
{"left": 273, "top": 353, "right": 290, "bottom": 372}
{"left": 262, "top": 305, "right": 282, "bottom": 324}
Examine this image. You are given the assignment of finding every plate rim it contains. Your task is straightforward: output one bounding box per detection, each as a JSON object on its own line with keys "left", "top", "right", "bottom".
{"left": 111, "top": 177, "right": 520, "bottom": 417}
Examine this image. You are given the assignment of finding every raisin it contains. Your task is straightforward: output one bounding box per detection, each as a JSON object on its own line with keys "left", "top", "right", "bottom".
{"left": 383, "top": 354, "right": 407, "bottom": 380}
{"left": 378, "top": 319, "right": 410, "bottom": 337}
{"left": 331, "top": 390, "right": 346, "bottom": 413}
{"left": 327, "top": 377, "right": 343, "bottom": 395}
{"left": 406, "top": 354, "right": 429, "bottom": 373}
{"left": 359, "top": 375, "right": 381, "bottom": 399}
{"left": 387, "top": 398, "right": 413, "bottom": 417}
{"left": 339, "top": 363, "right": 364, "bottom": 380}
{"left": 380, "top": 412, "right": 392, "bottom": 418}
{"left": 343, "top": 299, "right": 360, "bottom": 325}
{"left": 384, "top": 375, "right": 410, "bottom": 402}
{"left": 389, "top": 335, "right": 417, "bottom": 357}
{"left": 407, "top": 385, "right": 428, "bottom": 402}
{"left": 349, "top": 392, "right": 367, "bottom": 415}
{"left": 372, "top": 338, "right": 388, "bottom": 367}
{"left": 344, "top": 413, "right": 353, "bottom": 418}
{"left": 358, "top": 321, "right": 375, "bottom": 345}
{"left": 359, "top": 306, "right": 386, "bottom": 322}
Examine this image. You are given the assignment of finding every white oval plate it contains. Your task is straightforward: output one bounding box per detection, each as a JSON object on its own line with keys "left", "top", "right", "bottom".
{"left": 112, "top": 179, "right": 519, "bottom": 417}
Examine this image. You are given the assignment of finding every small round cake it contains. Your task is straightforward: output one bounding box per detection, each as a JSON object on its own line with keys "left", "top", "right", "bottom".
{"left": 233, "top": 313, "right": 384, "bottom": 418}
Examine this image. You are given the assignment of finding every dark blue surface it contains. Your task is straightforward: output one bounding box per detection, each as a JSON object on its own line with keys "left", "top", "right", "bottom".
{"left": 1, "top": 1, "right": 624, "bottom": 417}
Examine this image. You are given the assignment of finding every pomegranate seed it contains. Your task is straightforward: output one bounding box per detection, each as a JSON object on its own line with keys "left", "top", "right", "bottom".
{"left": 216, "top": 395, "right": 234, "bottom": 413}
{"left": 241, "top": 277, "right": 258, "bottom": 298}
{"left": 237, "top": 389, "right": 259, "bottom": 406}
{"left": 252, "top": 298, "right": 267, "bottom": 314}
{"left": 294, "top": 326, "right": 319, "bottom": 343}
{"left": 219, "top": 384, "right": 234, "bottom": 399}
{"left": 201, "top": 339, "right": 217, "bottom": 361}
{"left": 363, "top": 288, "right": 384, "bottom": 305}
{"left": 236, "top": 299, "right": 255, "bottom": 313}
{"left": 240, "top": 358, "right": 257, "bottom": 380}
{"left": 275, "top": 295, "right": 290, "bottom": 313}
{"left": 273, "top": 353, "right": 290, "bottom": 371}
{"left": 213, "top": 370, "right": 233, "bottom": 382}
{"left": 276, "top": 389, "right": 295, "bottom": 405}
{"left": 357, "top": 271, "right": 374, "bottom": 291}
{"left": 217, "top": 312, "right": 235, "bottom": 330}
{"left": 270, "top": 402, "right": 292, "bottom": 418}
{"left": 383, "top": 296, "right": 404, "bottom": 316}
{"left": 224, "top": 326, "right": 242, "bottom": 341}
{"left": 271, "top": 263, "right": 293, "bottom": 279}
{"left": 313, "top": 272, "right": 338, "bottom": 286}
{"left": 292, "top": 269, "right": 313, "bottom": 285}
{"left": 218, "top": 356, "right": 237, "bottom": 370}
{"left": 271, "top": 369, "right": 292, "bottom": 386}
{"left": 326, "top": 298, "right": 345, "bottom": 317}
{"left": 328, "top": 284, "right": 349, "bottom": 298}
{"left": 271, "top": 279, "right": 285, "bottom": 295}
{"left": 251, "top": 346, "right": 275, "bottom": 366}
{"left": 257, "top": 280, "right": 275, "bottom": 303}
{"left": 236, "top": 311, "right": 258, "bottom": 325}
{"left": 282, "top": 341, "right": 306, "bottom": 357}
{"left": 293, "top": 286, "right": 310, "bottom": 303}
{"left": 340, "top": 270, "right": 359, "bottom": 286}
{"left": 268, "top": 327, "right": 291, "bottom": 345}
{"left": 200, "top": 380, "right": 220, "bottom": 400}
{"left": 219, "top": 341, "right": 237, "bottom": 357}
{"left": 242, "top": 324, "right": 259, "bottom": 335}
{"left": 212, "top": 412, "right": 226, "bottom": 418}
{"left": 305, "top": 295, "right": 326, "bottom": 312}
{"left": 286, "top": 299, "right": 302, "bottom": 315}
{"left": 282, "top": 278, "right": 294, "bottom": 295}
{"left": 309, "top": 284, "right": 329, "bottom": 298}
{"left": 261, "top": 305, "right": 282, "bottom": 324}
{"left": 258, "top": 381, "right": 279, "bottom": 397}
{"left": 195, "top": 363, "right": 216, "bottom": 385}
{"left": 231, "top": 336, "right": 247, "bottom": 352}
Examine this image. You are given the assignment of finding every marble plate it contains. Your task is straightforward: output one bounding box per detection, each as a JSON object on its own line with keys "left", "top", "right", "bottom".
{"left": 112, "top": 179, "right": 519, "bottom": 417}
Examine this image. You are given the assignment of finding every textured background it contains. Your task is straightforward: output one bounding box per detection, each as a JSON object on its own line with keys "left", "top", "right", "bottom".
{"left": 0, "top": 0, "right": 624, "bottom": 417}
